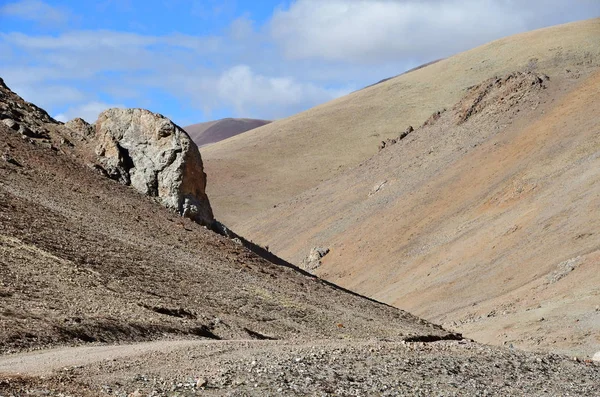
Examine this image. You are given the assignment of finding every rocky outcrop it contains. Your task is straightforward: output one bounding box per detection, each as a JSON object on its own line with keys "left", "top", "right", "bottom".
{"left": 456, "top": 72, "right": 549, "bottom": 124}
{"left": 64, "top": 117, "right": 95, "bottom": 141}
{"left": 0, "top": 77, "right": 54, "bottom": 139}
{"left": 0, "top": 78, "right": 213, "bottom": 225}
{"left": 92, "top": 108, "right": 214, "bottom": 225}
{"left": 301, "top": 247, "right": 330, "bottom": 273}
{"left": 378, "top": 126, "right": 414, "bottom": 151}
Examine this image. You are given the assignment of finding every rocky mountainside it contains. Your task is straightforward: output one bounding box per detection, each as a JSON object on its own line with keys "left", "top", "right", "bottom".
{"left": 236, "top": 63, "right": 600, "bottom": 359}
{"left": 185, "top": 118, "right": 270, "bottom": 148}
{"left": 0, "top": 78, "right": 454, "bottom": 353}
{"left": 1, "top": 76, "right": 599, "bottom": 396}
{"left": 202, "top": 18, "right": 600, "bottom": 227}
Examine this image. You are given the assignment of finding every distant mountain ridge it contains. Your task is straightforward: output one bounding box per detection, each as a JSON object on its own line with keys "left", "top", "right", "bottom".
{"left": 185, "top": 118, "right": 271, "bottom": 147}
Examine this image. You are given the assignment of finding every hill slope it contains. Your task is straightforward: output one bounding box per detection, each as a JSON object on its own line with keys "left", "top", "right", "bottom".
{"left": 1, "top": 79, "right": 600, "bottom": 396}
{"left": 185, "top": 118, "right": 270, "bottom": 147}
{"left": 0, "top": 78, "right": 460, "bottom": 355}
{"left": 202, "top": 18, "right": 600, "bottom": 227}
{"left": 236, "top": 66, "right": 600, "bottom": 357}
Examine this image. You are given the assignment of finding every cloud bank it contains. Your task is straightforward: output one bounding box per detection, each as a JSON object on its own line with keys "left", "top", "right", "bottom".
{"left": 0, "top": 0, "right": 598, "bottom": 124}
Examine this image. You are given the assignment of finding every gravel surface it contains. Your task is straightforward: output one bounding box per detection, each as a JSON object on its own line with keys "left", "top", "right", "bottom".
{"left": 1, "top": 339, "right": 599, "bottom": 396}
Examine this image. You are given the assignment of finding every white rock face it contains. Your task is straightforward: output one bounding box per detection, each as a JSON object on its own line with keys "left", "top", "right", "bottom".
{"left": 301, "top": 247, "right": 330, "bottom": 273}
{"left": 93, "top": 108, "right": 213, "bottom": 225}
{"left": 593, "top": 351, "right": 600, "bottom": 362}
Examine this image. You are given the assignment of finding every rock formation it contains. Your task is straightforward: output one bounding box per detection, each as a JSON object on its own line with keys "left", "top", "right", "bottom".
{"left": 0, "top": 79, "right": 214, "bottom": 226}
{"left": 301, "top": 247, "right": 330, "bottom": 273}
{"left": 0, "top": 77, "right": 53, "bottom": 139}
{"left": 92, "top": 108, "right": 214, "bottom": 225}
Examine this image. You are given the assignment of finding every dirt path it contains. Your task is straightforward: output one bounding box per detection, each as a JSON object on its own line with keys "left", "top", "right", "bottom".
{"left": 0, "top": 339, "right": 214, "bottom": 376}
{"left": 1, "top": 339, "right": 599, "bottom": 396}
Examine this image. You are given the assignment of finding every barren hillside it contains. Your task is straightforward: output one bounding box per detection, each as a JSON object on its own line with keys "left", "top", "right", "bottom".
{"left": 202, "top": 18, "right": 600, "bottom": 227}
{"left": 0, "top": 84, "right": 454, "bottom": 353}
{"left": 237, "top": 64, "right": 600, "bottom": 358}
{"left": 1, "top": 76, "right": 600, "bottom": 396}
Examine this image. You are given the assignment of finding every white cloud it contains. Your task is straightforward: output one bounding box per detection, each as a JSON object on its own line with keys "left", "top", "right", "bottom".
{"left": 215, "top": 65, "right": 350, "bottom": 118}
{"left": 54, "top": 101, "right": 123, "bottom": 123}
{"left": 0, "top": 25, "right": 352, "bottom": 120}
{"left": 12, "top": 84, "right": 86, "bottom": 109}
{"left": 0, "top": 0, "right": 71, "bottom": 26}
{"left": 1, "top": 1, "right": 597, "bottom": 123}
{"left": 271, "top": 0, "right": 600, "bottom": 63}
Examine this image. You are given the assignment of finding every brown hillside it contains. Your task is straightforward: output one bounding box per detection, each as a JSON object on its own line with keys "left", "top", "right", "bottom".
{"left": 202, "top": 18, "right": 600, "bottom": 227}
{"left": 0, "top": 78, "right": 460, "bottom": 355}
{"left": 237, "top": 65, "right": 600, "bottom": 357}
{"left": 185, "top": 118, "right": 270, "bottom": 147}
{"left": 1, "top": 79, "right": 600, "bottom": 396}
{"left": 0, "top": 124, "right": 452, "bottom": 355}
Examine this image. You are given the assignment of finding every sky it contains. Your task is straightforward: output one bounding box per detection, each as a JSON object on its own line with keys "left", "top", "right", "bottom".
{"left": 0, "top": 0, "right": 598, "bottom": 126}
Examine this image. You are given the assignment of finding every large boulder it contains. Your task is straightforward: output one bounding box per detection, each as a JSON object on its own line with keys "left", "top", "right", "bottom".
{"left": 93, "top": 108, "right": 213, "bottom": 225}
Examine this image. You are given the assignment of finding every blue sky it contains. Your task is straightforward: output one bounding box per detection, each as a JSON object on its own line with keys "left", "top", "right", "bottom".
{"left": 0, "top": 0, "right": 598, "bottom": 126}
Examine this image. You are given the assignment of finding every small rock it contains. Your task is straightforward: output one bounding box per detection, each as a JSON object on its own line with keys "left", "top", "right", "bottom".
{"left": 369, "top": 181, "right": 387, "bottom": 196}
{"left": 1, "top": 118, "right": 18, "bottom": 130}
{"left": 1, "top": 153, "right": 21, "bottom": 167}
{"left": 128, "top": 390, "right": 142, "bottom": 397}
{"left": 196, "top": 378, "right": 208, "bottom": 388}
{"left": 592, "top": 352, "right": 600, "bottom": 363}
{"left": 64, "top": 117, "right": 95, "bottom": 139}
{"left": 18, "top": 123, "right": 36, "bottom": 137}
{"left": 300, "top": 247, "right": 330, "bottom": 272}
{"left": 61, "top": 137, "right": 74, "bottom": 147}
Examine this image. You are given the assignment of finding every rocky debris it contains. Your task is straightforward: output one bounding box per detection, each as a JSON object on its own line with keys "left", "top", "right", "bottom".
{"left": 1, "top": 118, "right": 18, "bottom": 130}
{"left": 0, "top": 78, "right": 54, "bottom": 139}
{"left": 422, "top": 109, "right": 445, "bottom": 127}
{"left": 457, "top": 71, "right": 549, "bottom": 124}
{"left": 378, "top": 125, "right": 415, "bottom": 151}
{"left": 1, "top": 152, "right": 21, "bottom": 167}
{"left": 301, "top": 247, "right": 330, "bottom": 272}
{"left": 64, "top": 117, "right": 95, "bottom": 141}
{"left": 8, "top": 339, "right": 599, "bottom": 396}
{"left": 92, "top": 108, "right": 214, "bottom": 225}
{"left": 546, "top": 256, "right": 582, "bottom": 284}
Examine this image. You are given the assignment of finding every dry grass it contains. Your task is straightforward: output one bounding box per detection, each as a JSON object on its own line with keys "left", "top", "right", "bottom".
{"left": 236, "top": 66, "right": 600, "bottom": 357}
{"left": 202, "top": 18, "right": 600, "bottom": 227}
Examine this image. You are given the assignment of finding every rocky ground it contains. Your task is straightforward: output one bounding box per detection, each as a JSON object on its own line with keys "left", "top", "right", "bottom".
{"left": 1, "top": 66, "right": 600, "bottom": 395}
{"left": 1, "top": 338, "right": 600, "bottom": 396}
